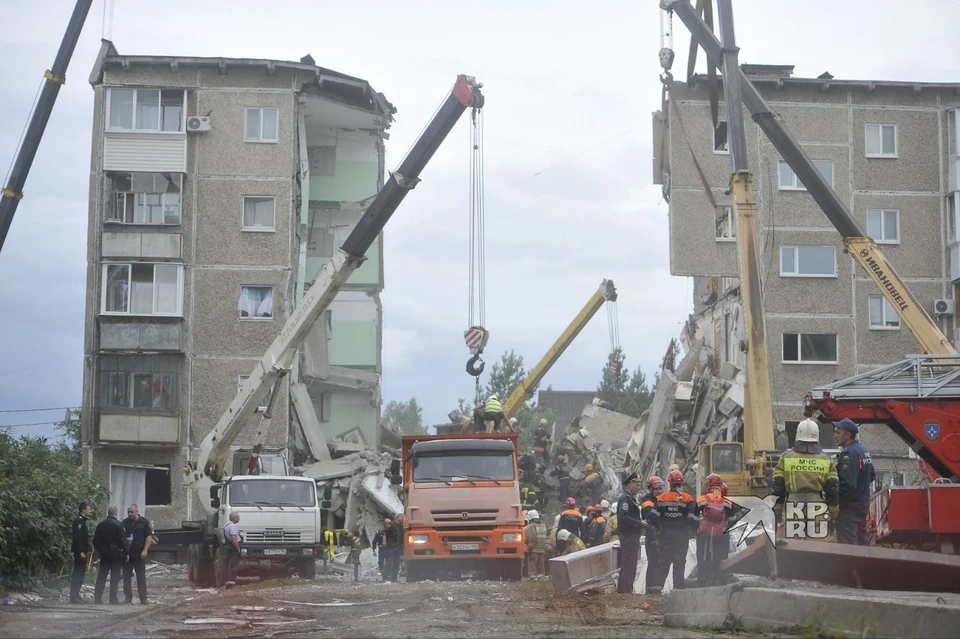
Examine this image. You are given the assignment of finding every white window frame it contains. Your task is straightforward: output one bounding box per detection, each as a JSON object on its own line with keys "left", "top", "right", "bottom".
{"left": 713, "top": 120, "right": 729, "bottom": 155}
{"left": 778, "top": 159, "right": 834, "bottom": 191}
{"left": 100, "top": 263, "right": 184, "bottom": 317}
{"left": 948, "top": 193, "right": 958, "bottom": 242}
{"left": 949, "top": 110, "right": 957, "bottom": 156}
{"left": 868, "top": 295, "right": 901, "bottom": 330}
{"left": 244, "top": 107, "right": 279, "bottom": 143}
{"left": 781, "top": 332, "right": 839, "bottom": 365}
{"left": 779, "top": 245, "right": 837, "bottom": 278}
{"left": 715, "top": 205, "right": 736, "bottom": 242}
{"left": 105, "top": 88, "right": 187, "bottom": 133}
{"left": 242, "top": 196, "right": 276, "bottom": 232}
{"left": 866, "top": 209, "right": 900, "bottom": 244}
{"left": 865, "top": 123, "right": 898, "bottom": 158}
{"left": 239, "top": 285, "right": 274, "bottom": 320}
{"left": 238, "top": 375, "right": 268, "bottom": 412}
{"left": 105, "top": 173, "right": 183, "bottom": 226}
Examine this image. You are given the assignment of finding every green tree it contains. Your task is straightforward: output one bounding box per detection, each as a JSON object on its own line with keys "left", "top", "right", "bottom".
{"left": 484, "top": 349, "right": 528, "bottom": 401}
{"left": 56, "top": 408, "right": 82, "bottom": 464}
{"left": 383, "top": 398, "right": 425, "bottom": 435}
{"left": 596, "top": 348, "right": 653, "bottom": 418}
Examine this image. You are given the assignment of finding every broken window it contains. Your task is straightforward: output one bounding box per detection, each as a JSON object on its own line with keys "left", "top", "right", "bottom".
{"left": 782, "top": 332, "right": 838, "bottom": 364}
{"left": 104, "top": 172, "right": 182, "bottom": 225}
{"left": 101, "top": 263, "right": 183, "bottom": 315}
{"left": 239, "top": 286, "right": 273, "bottom": 319}
{"left": 780, "top": 246, "right": 836, "bottom": 277}
{"left": 99, "top": 354, "right": 180, "bottom": 410}
{"left": 108, "top": 88, "right": 185, "bottom": 132}
{"left": 243, "top": 196, "right": 275, "bottom": 230}
{"left": 778, "top": 159, "right": 833, "bottom": 190}
{"left": 110, "top": 465, "right": 171, "bottom": 514}
{"left": 869, "top": 295, "right": 900, "bottom": 329}
{"left": 715, "top": 205, "right": 735, "bottom": 241}
{"left": 713, "top": 121, "right": 728, "bottom": 154}
{"left": 865, "top": 124, "right": 897, "bottom": 157}
{"left": 245, "top": 107, "right": 279, "bottom": 142}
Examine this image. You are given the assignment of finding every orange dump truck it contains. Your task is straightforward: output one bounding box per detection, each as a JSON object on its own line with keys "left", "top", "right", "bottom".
{"left": 395, "top": 432, "right": 525, "bottom": 581}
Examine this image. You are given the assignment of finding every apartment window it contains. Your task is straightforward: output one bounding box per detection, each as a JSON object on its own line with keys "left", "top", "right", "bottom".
{"left": 108, "top": 88, "right": 184, "bottom": 132}
{"left": 778, "top": 159, "right": 833, "bottom": 190}
{"left": 782, "top": 332, "right": 838, "bottom": 364}
{"left": 713, "top": 121, "right": 728, "bottom": 154}
{"left": 866, "top": 209, "right": 899, "bottom": 244}
{"left": 110, "top": 465, "right": 172, "bottom": 509}
{"left": 949, "top": 193, "right": 958, "bottom": 242}
{"left": 104, "top": 173, "right": 182, "bottom": 225}
{"left": 239, "top": 286, "right": 273, "bottom": 319}
{"left": 245, "top": 107, "right": 279, "bottom": 142}
{"left": 949, "top": 110, "right": 957, "bottom": 156}
{"left": 865, "top": 124, "right": 897, "bottom": 158}
{"left": 715, "top": 205, "right": 735, "bottom": 241}
{"left": 99, "top": 354, "right": 179, "bottom": 410}
{"left": 869, "top": 295, "right": 901, "bottom": 329}
{"left": 101, "top": 263, "right": 183, "bottom": 316}
{"left": 239, "top": 375, "right": 268, "bottom": 412}
{"left": 243, "top": 197, "right": 275, "bottom": 230}
{"left": 780, "top": 245, "right": 836, "bottom": 277}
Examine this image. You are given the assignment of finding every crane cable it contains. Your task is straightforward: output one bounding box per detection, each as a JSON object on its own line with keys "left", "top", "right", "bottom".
{"left": 607, "top": 298, "right": 622, "bottom": 381}
{"left": 465, "top": 104, "right": 489, "bottom": 382}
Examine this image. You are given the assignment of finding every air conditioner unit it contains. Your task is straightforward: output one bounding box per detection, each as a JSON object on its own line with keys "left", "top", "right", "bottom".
{"left": 186, "top": 116, "right": 211, "bottom": 132}
{"left": 934, "top": 298, "right": 955, "bottom": 315}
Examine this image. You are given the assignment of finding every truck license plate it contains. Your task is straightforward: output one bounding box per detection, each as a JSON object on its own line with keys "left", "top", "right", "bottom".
{"left": 263, "top": 548, "right": 286, "bottom": 556}
{"left": 451, "top": 543, "right": 479, "bottom": 551}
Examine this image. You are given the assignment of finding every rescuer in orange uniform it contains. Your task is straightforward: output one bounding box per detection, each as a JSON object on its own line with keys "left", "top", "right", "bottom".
{"left": 650, "top": 469, "right": 695, "bottom": 594}
{"left": 695, "top": 473, "right": 732, "bottom": 587}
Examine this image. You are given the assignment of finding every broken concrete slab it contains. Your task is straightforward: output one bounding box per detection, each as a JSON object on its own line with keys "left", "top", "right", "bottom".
{"left": 577, "top": 405, "right": 641, "bottom": 452}
{"left": 328, "top": 441, "right": 367, "bottom": 456}
{"left": 361, "top": 472, "right": 403, "bottom": 518}
{"left": 291, "top": 383, "right": 331, "bottom": 462}
{"left": 299, "top": 454, "right": 367, "bottom": 480}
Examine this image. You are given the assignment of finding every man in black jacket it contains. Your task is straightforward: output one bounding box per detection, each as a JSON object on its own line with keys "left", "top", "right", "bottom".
{"left": 70, "top": 502, "right": 92, "bottom": 604}
{"left": 92, "top": 506, "right": 128, "bottom": 604}
{"left": 122, "top": 504, "right": 156, "bottom": 604}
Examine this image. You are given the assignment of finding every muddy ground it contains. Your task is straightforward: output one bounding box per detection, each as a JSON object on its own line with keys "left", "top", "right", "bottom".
{"left": 0, "top": 559, "right": 790, "bottom": 638}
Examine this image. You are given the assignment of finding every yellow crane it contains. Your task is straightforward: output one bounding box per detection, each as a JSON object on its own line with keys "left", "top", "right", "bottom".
{"left": 502, "top": 280, "right": 618, "bottom": 420}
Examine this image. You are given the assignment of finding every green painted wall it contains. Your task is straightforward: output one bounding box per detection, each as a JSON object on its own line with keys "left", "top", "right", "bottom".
{"left": 310, "top": 161, "right": 378, "bottom": 202}
{"left": 328, "top": 321, "right": 377, "bottom": 369}
{"left": 327, "top": 402, "right": 377, "bottom": 447}
{"left": 306, "top": 239, "right": 379, "bottom": 287}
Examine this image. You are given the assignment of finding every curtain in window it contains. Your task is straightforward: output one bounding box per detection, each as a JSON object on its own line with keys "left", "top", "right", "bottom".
{"left": 110, "top": 466, "right": 147, "bottom": 518}
{"left": 239, "top": 287, "right": 273, "bottom": 318}
{"left": 105, "top": 265, "right": 129, "bottom": 312}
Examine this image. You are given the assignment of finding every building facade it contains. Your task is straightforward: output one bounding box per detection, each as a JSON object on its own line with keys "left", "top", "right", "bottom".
{"left": 80, "top": 42, "right": 393, "bottom": 527}
{"left": 655, "top": 65, "right": 958, "bottom": 486}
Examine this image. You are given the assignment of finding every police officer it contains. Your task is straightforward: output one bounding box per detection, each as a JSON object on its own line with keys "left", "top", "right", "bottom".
{"left": 615, "top": 472, "right": 644, "bottom": 594}
{"left": 832, "top": 418, "right": 876, "bottom": 546}
{"left": 92, "top": 506, "right": 128, "bottom": 604}
{"left": 772, "top": 418, "right": 839, "bottom": 534}
{"left": 122, "top": 504, "right": 156, "bottom": 604}
{"left": 70, "top": 502, "right": 92, "bottom": 604}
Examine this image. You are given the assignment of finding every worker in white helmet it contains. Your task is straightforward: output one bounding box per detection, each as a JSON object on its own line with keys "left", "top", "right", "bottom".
{"left": 524, "top": 510, "right": 548, "bottom": 576}
{"left": 483, "top": 395, "right": 504, "bottom": 433}
{"left": 771, "top": 418, "right": 839, "bottom": 537}
{"left": 533, "top": 418, "right": 551, "bottom": 464}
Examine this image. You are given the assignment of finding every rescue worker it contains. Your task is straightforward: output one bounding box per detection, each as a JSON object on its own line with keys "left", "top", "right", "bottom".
{"left": 483, "top": 394, "right": 504, "bottom": 433}
{"left": 772, "top": 418, "right": 839, "bottom": 536}
{"left": 472, "top": 403, "right": 486, "bottom": 433}
{"left": 92, "top": 506, "right": 128, "bottom": 604}
{"left": 832, "top": 418, "right": 875, "bottom": 546}
{"left": 371, "top": 529, "right": 385, "bottom": 573}
{"left": 651, "top": 469, "right": 695, "bottom": 594}
{"left": 121, "top": 504, "right": 156, "bottom": 604}
{"left": 585, "top": 504, "right": 607, "bottom": 547}
{"left": 223, "top": 512, "right": 243, "bottom": 588}
{"left": 557, "top": 428, "right": 590, "bottom": 463}
{"left": 550, "top": 455, "right": 572, "bottom": 504}
{"left": 524, "top": 510, "right": 548, "bottom": 576}
{"left": 556, "top": 529, "right": 586, "bottom": 555}
{"left": 556, "top": 497, "right": 583, "bottom": 555}
{"left": 521, "top": 484, "right": 541, "bottom": 512}
{"left": 505, "top": 417, "right": 518, "bottom": 433}
{"left": 70, "top": 502, "right": 92, "bottom": 604}
{"left": 615, "top": 472, "right": 644, "bottom": 594}
{"left": 533, "top": 418, "right": 551, "bottom": 464}
{"left": 695, "top": 474, "right": 732, "bottom": 587}
{"left": 640, "top": 476, "right": 665, "bottom": 593}
{"left": 583, "top": 463, "right": 603, "bottom": 505}
{"left": 600, "top": 499, "right": 611, "bottom": 518}
{"left": 380, "top": 518, "right": 400, "bottom": 582}
{"left": 592, "top": 397, "right": 616, "bottom": 411}
{"left": 602, "top": 510, "right": 619, "bottom": 544}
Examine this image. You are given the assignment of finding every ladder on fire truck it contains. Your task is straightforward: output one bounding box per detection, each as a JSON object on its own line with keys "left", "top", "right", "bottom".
{"left": 810, "top": 355, "right": 960, "bottom": 401}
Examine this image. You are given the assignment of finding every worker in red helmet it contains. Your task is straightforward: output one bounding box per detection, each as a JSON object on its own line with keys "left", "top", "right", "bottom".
{"left": 640, "top": 476, "right": 665, "bottom": 593}
{"left": 649, "top": 469, "right": 695, "bottom": 594}
{"left": 695, "top": 473, "right": 732, "bottom": 587}
{"left": 550, "top": 455, "right": 571, "bottom": 504}
{"left": 556, "top": 497, "right": 583, "bottom": 555}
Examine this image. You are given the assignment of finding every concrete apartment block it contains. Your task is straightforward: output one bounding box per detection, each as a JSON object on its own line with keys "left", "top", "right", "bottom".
{"left": 654, "top": 66, "right": 960, "bottom": 485}
{"left": 80, "top": 42, "right": 393, "bottom": 527}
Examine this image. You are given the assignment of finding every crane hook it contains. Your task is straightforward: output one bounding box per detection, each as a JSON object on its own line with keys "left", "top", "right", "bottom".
{"left": 466, "top": 354, "right": 485, "bottom": 377}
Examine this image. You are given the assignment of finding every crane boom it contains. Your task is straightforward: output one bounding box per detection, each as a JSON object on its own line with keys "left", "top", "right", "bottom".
{"left": 187, "top": 75, "right": 485, "bottom": 494}
{"left": 502, "top": 280, "right": 617, "bottom": 419}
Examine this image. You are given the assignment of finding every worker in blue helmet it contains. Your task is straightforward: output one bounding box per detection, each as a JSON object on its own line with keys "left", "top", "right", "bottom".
{"left": 832, "top": 418, "right": 875, "bottom": 546}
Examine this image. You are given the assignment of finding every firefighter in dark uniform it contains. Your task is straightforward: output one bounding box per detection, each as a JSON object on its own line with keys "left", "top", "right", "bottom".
{"left": 615, "top": 472, "right": 644, "bottom": 593}
{"left": 833, "top": 418, "right": 876, "bottom": 546}
{"left": 70, "top": 502, "right": 93, "bottom": 604}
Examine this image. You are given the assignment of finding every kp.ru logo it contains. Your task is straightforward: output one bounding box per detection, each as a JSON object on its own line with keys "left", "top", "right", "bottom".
{"left": 724, "top": 495, "right": 830, "bottom": 548}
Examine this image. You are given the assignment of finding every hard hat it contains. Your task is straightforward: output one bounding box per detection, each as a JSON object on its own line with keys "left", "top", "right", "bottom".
{"left": 832, "top": 418, "right": 859, "bottom": 436}
{"left": 384, "top": 518, "right": 391, "bottom": 525}
{"left": 557, "top": 529, "right": 572, "bottom": 542}
{"left": 592, "top": 398, "right": 601, "bottom": 406}
{"left": 584, "top": 463, "right": 594, "bottom": 472}
{"left": 579, "top": 428, "right": 589, "bottom": 438}
{"left": 600, "top": 499, "right": 611, "bottom": 512}
{"left": 667, "top": 469, "right": 685, "bottom": 487}
{"left": 509, "top": 417, "right": 518, "bottom": 426}
{"left": 528, "top": 509, "right": 540, "bottom": 521}
{"left": 539, "top": 418, "right": 548, "bottom": 427}
{"left": 668, "top": 464, "right": 680, "bottom": 472}
{"left": 796, "top": 418, "right": 820, "bottom": 443}
{"left": 647, "top": 476, "right": 664, "bottom": 490}
{"left": 705, "top": 473, "right": 723, "bottom": 489}
{"left": 565, "top": 497, "right": 577, "bottom": 508}
{"left": 557, "top": 455, "right": 566, "bottom": 463}
{"left": 488, "top": 394, "right": 498, "bottom": 401}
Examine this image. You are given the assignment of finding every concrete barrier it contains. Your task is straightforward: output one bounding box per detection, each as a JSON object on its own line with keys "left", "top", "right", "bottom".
{"left": 549, "top": 542, "right": 619, "bottom": 593}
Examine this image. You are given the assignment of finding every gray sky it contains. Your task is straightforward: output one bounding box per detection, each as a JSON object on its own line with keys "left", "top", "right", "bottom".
{"left": 2, "top": 0, "right": 958, "bottom": 436}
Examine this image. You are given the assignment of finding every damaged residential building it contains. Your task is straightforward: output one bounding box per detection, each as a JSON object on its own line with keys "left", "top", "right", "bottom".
{"left": 651, "top": 64, "right": 960, "bottom": 486}
{"left": 79, "top": 41, "right": 394, "bottom": 528}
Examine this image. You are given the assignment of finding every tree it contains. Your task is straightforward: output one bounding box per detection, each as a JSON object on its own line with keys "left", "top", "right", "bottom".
{"left": 383, "top": 398, "right": 425, "bottom": 435}
{"left": 596, "top": 348, "right": 653, "bottom": 418}
{"left": 484, "top": 350, "right": 528, "bottom": 401}
{"left": 56, "top": 409, "right": 82, "bottom": 464}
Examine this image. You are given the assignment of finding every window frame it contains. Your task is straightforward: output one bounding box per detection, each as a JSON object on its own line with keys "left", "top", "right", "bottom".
{"left": 104, "top": 173, "right": 183, "bottom": 226}
{"left": 712, "top": 120, "right": 729, "bottom": 155}
{"left": 244, "top": 107, "right": 279, "bottom": 143}
{"left": 241, "top": 196, "right": 277, "bottom": 232}
{"left": 100, "top": 262, "right": 184, "bottom": 317}
{"left": 950, "top": 110, "right": 957, "bottom": 156}
{"left": 98, "top": 355, "right": 180, "bottom": 412}
{"left": 781, "top": 332, "right": 839, "bottom": 365}
{"left": 868, "top": 294, "right": 901, "bottom": 331}
{"left": 779, "top": 245, "right": 837, "bottom": 278}
{"left": 948, "top": 193, "right": 958, "bottom": 243}
{"left": 866, "top": 208, "right": 900, "bottom": 244}
{"left": 865, "top": 123, "right": 898, "bottom": 158}
{"left": 715, "top": 205, "right": 736, "bottom": 242}
{"left": 105, "top": 88, "right": 187, "bottom": 133}
{"left": 239, "top": 285, "right": 275, "bottom": 321}
{"left": 238, "top": 375, "right": 269, "bottom": 412}
{"left": 778, "top": 159, "right": 834, "bottom": 191}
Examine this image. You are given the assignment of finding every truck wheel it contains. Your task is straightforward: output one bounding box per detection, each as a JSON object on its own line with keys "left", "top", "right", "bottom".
{"left": 406, "top": 563, "right": 422, "bottom": 583}
{"left": 299, "top": 558, "right": 316, "bottom": 580}
{"left": 502, "top": 559, "right": 523, "bottom": 582}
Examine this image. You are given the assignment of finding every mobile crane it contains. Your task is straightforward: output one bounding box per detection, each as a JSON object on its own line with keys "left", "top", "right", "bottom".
{"left": 172, "top": 74, "right": 485, "bottom": 585}
{"left": 501, "top": 279, "right": 618, "bottom": 420}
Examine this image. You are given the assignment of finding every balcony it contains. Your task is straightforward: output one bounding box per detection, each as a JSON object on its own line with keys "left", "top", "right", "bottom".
{"left": 98, "top": 412, "right": 180, "bottom": 445}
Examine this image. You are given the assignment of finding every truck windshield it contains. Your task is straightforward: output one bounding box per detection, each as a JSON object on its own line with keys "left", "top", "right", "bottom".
{"left": 228, "top": 479, "right": 316, "bottom": 507}
{"left": 413, "top": 452, "right": 515, "bottom": 483}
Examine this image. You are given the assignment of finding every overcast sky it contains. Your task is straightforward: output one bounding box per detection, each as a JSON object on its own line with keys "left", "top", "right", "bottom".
{"left": 2, "top": 0, "right": 959, "bottom": 437}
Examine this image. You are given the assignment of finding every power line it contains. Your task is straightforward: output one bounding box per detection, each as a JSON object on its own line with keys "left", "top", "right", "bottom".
{"left": 0, "top": 406, "right": 79, "bottom": 414}
{"left": 0, "top": 420, "right": 61, "bottom": 429}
